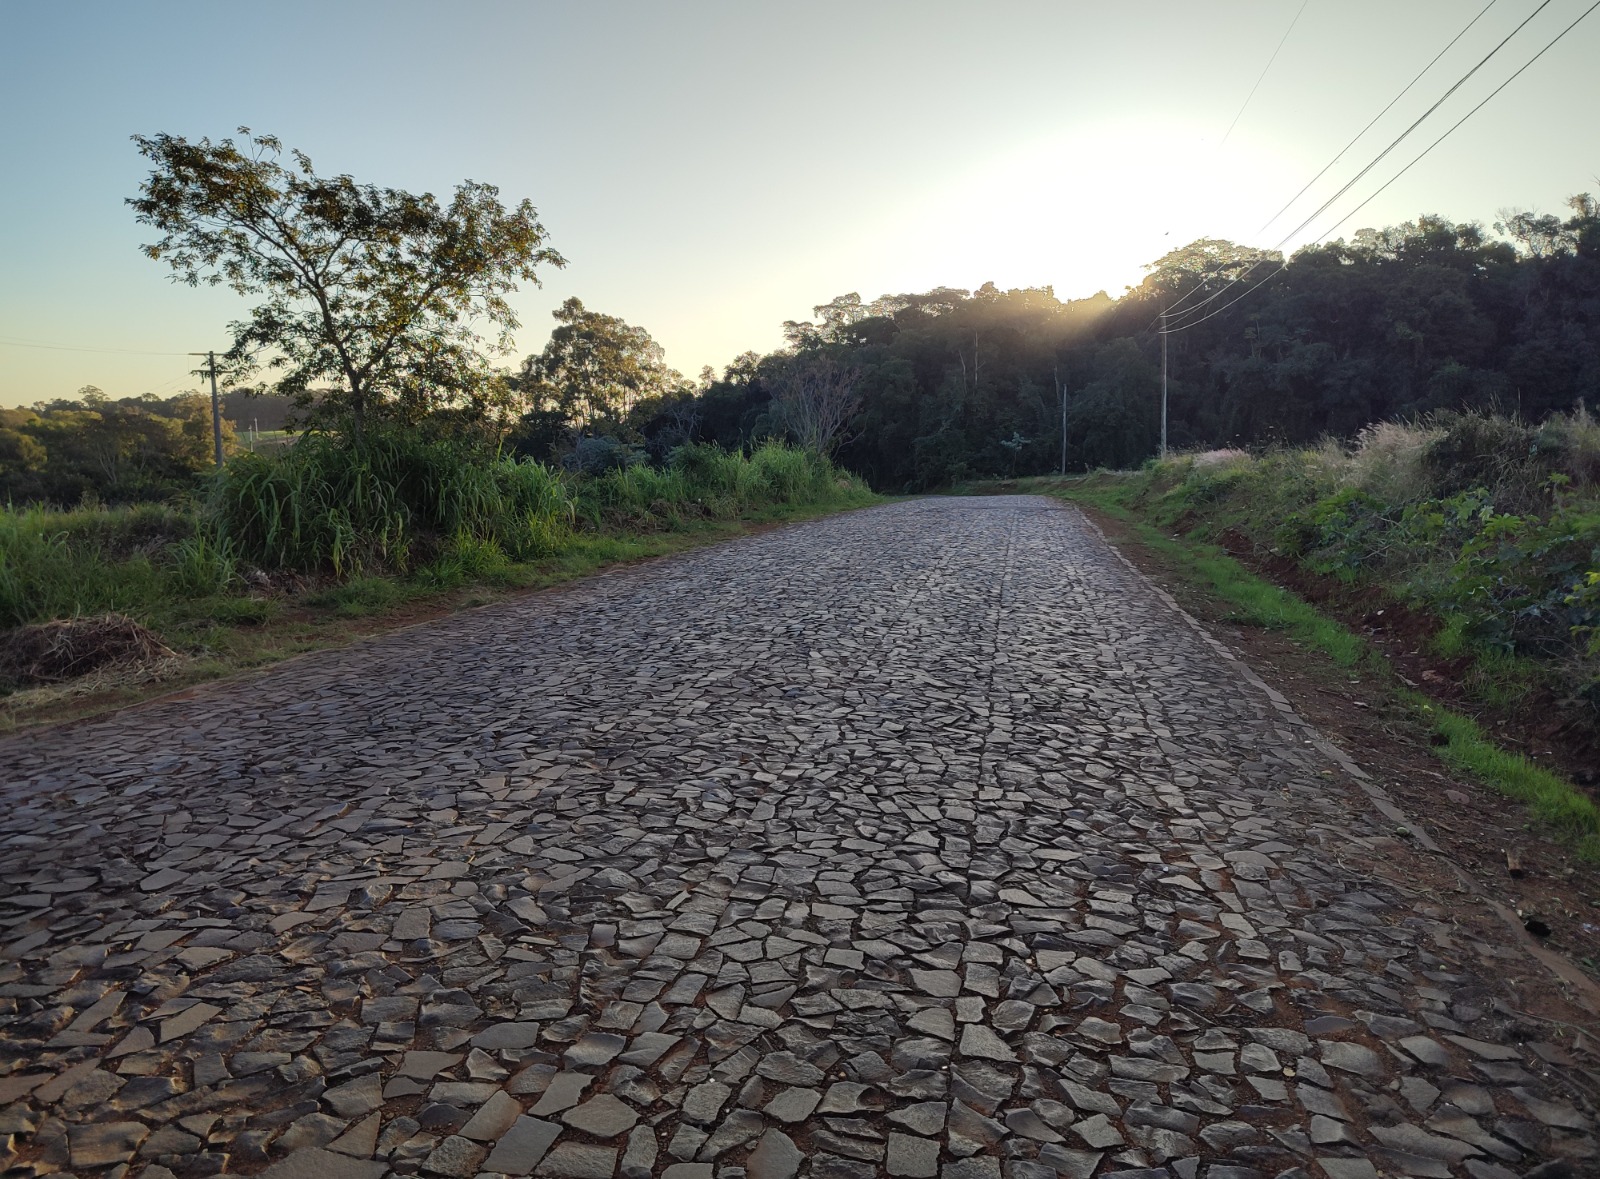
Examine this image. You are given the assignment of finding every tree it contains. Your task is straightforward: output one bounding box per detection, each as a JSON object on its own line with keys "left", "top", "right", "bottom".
{"left": 768, "top": 351, "right": 862, "bottom": 456}
{"left": 130, "top": 128, "right": 564, "bottom": 443}
{"left": 0, "top": 389, "right": 235, "bottom": 504}
{"left": 517, "top": 297, "right": 685, "bottom": 431}
{"left": 1138, "top": 238, "right": 1282, "bottom": 307}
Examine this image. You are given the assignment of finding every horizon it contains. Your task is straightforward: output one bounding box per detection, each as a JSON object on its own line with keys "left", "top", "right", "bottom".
{"left": 3, "top": 0, "right": 1598, "bottom": 408}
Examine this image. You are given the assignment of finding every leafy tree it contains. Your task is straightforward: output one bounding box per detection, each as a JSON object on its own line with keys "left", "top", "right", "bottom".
{"left": 516, "top": 297, "right": 686, "bottom": 432}
{"left": 1139, "top": 238, "right": 1282, "bottom": 305}
{"left": 129, "top": 128, "right": 563, "bottom": 443}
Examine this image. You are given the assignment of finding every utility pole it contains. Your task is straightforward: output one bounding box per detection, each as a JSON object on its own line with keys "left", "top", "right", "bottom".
{"left": 189, "top": 351, "right": 225, "bottom": 468}
{"left": 1055, "top": 362, "right": 1066, "bottom": 476}
{"left": 1159, "top": 313, "right": 1169, "bottom": 459}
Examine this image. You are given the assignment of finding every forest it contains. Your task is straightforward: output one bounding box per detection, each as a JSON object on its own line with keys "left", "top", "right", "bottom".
{"left": 649, "top": 196, "right": 1600, "bottom": 491}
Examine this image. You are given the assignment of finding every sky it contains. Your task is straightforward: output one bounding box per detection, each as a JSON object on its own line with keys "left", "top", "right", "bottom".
{"left": 2, "top": 0, "right": 1597, "bottom": 407}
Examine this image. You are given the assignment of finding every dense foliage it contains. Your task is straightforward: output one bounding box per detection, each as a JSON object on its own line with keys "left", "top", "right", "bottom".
{"left": 131, "top": 129, "right": 564, "bottom": 441}
{"left": 0, "top": 387, "right": 234, "bottom": 504}
{"left": 1119, "top": 408, "right": 1600, "bottom": 720}
{"left": 654, "top": 199, "right": 1600, "bottom": 491}
{"left": 0, "top": 436, "right": 869, "bottom": 639}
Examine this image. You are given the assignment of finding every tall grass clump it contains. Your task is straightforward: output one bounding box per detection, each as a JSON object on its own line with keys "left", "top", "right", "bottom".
{"left": 574, "top": 441, "right": 866, "bottom": 528}
{"left": 210, "top": 431, "right": 867, "bottom": 577}
{"left": 213, "top": 430, "right": 576, "bottom": 575}
{"left": 0, "top": 503, "right": 194, "bottom": 628}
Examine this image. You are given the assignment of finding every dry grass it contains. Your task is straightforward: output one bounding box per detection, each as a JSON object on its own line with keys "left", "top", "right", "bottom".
{"left": 1190, "top": 448, "right": 1250, "bottom": 468}
{"left": 1343, "top": 420, "right": 1443, "bottom": 502}
{"left": 0, "top": 614, "right": 178, "bottom": 689}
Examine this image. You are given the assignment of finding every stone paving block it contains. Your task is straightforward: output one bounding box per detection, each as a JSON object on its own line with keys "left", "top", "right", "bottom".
{"left": 257, "top": 1146, "right": 388, "bottom": 1179}
{"left": 484, "top": 1115, "right": 562, "bottom": 1172}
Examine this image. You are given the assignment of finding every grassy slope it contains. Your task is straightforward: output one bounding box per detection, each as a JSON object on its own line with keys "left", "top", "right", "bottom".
{"left": 0, "top": 494, "right": 880, "bottom": 733}
{"left": 966, "top": 474, "right": 1600, "bottom": 861}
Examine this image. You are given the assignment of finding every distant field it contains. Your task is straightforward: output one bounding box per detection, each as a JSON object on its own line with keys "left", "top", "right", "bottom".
{"left": 238, "top": 428, "right": 296, "bottom": 454}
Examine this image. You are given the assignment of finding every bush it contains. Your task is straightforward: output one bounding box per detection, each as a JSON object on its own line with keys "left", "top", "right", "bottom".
{"left": 562, "top": 435, "right": 639, "bottom": 477}
{"left": 1118, "top": 408, "right": 1600, "bottom": 727}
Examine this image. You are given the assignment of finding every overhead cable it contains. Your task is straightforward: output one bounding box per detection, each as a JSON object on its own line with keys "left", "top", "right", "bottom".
{"left": 1218, "top": 0, "right": 1312, "bottom": 149}
{"left": 1271, "top": 0, "right": 1555, "bottom": 249}
{"left": 1155, "top": 0, "right": 1313, "bottom": 323}
{"left": 0, "top": 335, "right": 194, "bottom": 357}
{"left": 1257, "top": 0, "right": 1500, "bottom": 235}
{"left": 1156, "top": 0, "right": 1552, "bottom": 333}
{"left": 1311, "top": 0, "right": 1600, "bottom": 247}
{"left": 1162, "top": 0, "right": 1600, "bottom": 337}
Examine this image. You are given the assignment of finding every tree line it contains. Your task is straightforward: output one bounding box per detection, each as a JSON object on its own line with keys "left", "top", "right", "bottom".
{"left": 652, "top": 199, "right": 1600, "bottom": 490}
{"left": 9, "top": 131, "right": 1598, "bottom": 504}
{"left": 0, "top": 389, "right": 302, "bottom": 505}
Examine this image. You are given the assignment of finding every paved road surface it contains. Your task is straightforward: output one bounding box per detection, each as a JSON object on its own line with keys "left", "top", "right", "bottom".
{"left": 0, "top": 497, "right": 1592, "bottom": 1179}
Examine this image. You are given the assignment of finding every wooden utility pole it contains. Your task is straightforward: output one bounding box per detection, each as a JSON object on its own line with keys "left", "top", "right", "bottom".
{"left": 1159, "top": 313, "right": 1169, "bottom": 459}
{"left": 189, "top": 350, "right": 224, "bottom": 468}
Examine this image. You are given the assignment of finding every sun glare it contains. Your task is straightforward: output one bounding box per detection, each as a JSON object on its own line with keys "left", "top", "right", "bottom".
{"left": 854, "top": 118, "right": 1308, "bottom": 302}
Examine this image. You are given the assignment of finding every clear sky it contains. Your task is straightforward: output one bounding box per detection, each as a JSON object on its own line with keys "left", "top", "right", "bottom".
{"left": 2, "top": 0, "right": 1597, "bottom": 407}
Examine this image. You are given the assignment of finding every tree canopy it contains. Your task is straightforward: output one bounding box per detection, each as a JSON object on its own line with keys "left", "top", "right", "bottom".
{"left": 516, "top": 297, "right": 686, "bottom": 432}
{"left": 130, "top": 128, "right": 564, "bottom": 441}
{"left": 652, "top": 197, "right": 1600, "bottom": 490}
{"left": 0, "top": 388, "right": 236, "bottom": 504}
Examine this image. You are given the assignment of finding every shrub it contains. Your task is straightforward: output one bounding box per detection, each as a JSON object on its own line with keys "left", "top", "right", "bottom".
{"left": 1114, "top": 409, "right": 1600, "bottom": 731}
{"left": 563, "top": 436, "right": 639, "bottom": 477}
{"left": 1280, "top": 487, "right": 1392, "bottom": 573}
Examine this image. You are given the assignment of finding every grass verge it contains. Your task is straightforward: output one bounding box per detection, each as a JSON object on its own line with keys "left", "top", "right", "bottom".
{"left": 977, "top": 473, "right": 1600, "bottom": 862}
{"left": 1420, "top": 699, "right": 1600, "bottom": 858}
{"left": 0, "top": 494, "right": 880, "bottom": 734}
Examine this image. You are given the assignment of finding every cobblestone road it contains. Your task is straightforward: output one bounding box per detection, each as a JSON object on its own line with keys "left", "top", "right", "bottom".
{"left": 1, "top": 496, "right": 1594, "bottom": 1179}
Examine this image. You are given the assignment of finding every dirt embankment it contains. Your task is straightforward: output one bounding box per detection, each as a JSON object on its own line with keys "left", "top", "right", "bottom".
{"left": 1209, "top": 524, "right": 1600, "bottom": 793}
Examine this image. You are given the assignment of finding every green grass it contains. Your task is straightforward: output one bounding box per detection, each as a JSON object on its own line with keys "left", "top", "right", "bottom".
{"left": 1, "top": 442, "right": 879, "bottom": 724}
{"left": 0, "top": 503, "right": 197, "bottom": 629}
{"left": 302, "top": 576, "right": 414, "bottom": 617}
{"left": 1009, "top": 473, "right": 1600, "bottom": 861}
{"left": 1420, "top": 698, "right": 1600, "bottom": 859}
{"left": 1063, "top": 477, "right": 1369, "bottom": 666}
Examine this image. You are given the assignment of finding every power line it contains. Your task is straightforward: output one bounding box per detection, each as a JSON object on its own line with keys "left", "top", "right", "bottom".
{"left": 1151, "top": 0, "right": 1312, "bottom": 326}
{"left": 1149, "top": 254, "right": 1278, "bottom": 331}
{"left": 0, "top": 335, "right": 193, "bottom": 357}
{"left": 1218, "top": 0, "right": 1311, "bottom": 149}
{"left": 1163, "top": 0, "right": 1600, "bottom": 338}
{"left": 1271, "top": 0, "right": 1554, "bottom": 248}
{"left": 1257, "top": 0, "right": 1500, "bottom": 235}
{"left": 1152, "top": 0, "right": 1312, "bottom": 326}
{"left": 1156, "top": 0, "right": 1550, "bottom": 334}
{"left": 1313, "top": 0, "right": 1600, "bottom": 245}
{"left": 135, "top": 368, "right": 204, "bottom": 395}
{"left": 1159, "top": 263, "right": 1288, "bottom": 335}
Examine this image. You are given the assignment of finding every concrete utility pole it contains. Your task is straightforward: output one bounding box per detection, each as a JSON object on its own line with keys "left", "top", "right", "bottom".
{"left": 1056, "top": 362, "right": 1066, "bottom": 476}
{"left": 190, "top": 351, "right": 224, "bottom": 468}
{"left": 1159, "top": 313, "right": 1169, "bottom": 459}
